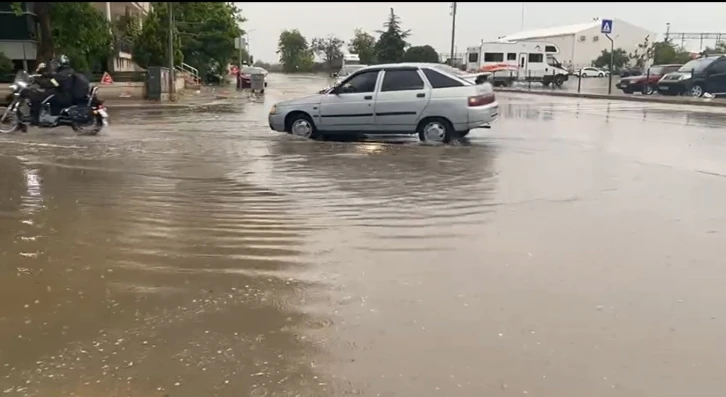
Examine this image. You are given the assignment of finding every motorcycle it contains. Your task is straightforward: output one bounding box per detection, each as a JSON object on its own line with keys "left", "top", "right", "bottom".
{"left": 0, "top": 70, "right": 109, "bottom": 135}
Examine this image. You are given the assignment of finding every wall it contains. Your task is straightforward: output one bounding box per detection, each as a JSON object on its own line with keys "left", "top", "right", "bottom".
{"left": 0, "top": 40, "right": 36, "bottom": 60}
{"left": 573, "top": 20, "right": 656, "bottom": 70}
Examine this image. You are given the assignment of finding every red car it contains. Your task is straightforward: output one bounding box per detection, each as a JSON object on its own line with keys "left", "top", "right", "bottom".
{"left": 616, "top": 64, "right": 682, "bottom": 95}
{"left": 236, "top": 66, "right": 268, "bottom": 89}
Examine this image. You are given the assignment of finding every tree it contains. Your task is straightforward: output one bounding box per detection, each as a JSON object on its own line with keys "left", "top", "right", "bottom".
{"left": 277, "top": 29, "right": 314, "bottom": 73}
{"left": 653, "top": 39, "right": 692, "bottom": 65}
{"left": 13, "top": 2, "right": 113, "bottom": 70}
{"left": 133, "top": 6, "right": 183, "bottom": 69}
{"left": 171, "top": 2, "right": 244, "bottom": 76}
{"left": 0, "top": 52, "right": 13, "bottom": 75}
{"left": 629, "top": 36, "right": 653, "bottom": 69}
{"left": 403, "top": 45, "right": 439, "bottom": 63}
{"left": 311, "top": 35, "right": 344, "bottom": 71}
{"left": 348, "top": 29, "right": 377, "bottom": 64}
{"left": 592, "top": 48, "right": 629, "bottom": 70}
{"left": 375, "top": 8, "right": 410, "bottom": 64}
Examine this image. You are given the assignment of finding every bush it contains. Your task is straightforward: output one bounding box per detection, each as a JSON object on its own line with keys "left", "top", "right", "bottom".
{"left": 0, "top": 52, "right": 13, "bottom": 75}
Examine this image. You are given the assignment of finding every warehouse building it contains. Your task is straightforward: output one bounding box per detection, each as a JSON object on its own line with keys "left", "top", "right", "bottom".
{"left": 499, "top": 19, "right": 656, "bottom": 71}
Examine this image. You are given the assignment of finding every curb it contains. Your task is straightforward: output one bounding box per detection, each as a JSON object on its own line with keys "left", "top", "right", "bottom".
{"left": 494, "top": 88, "right": 726, "bottom": 108}
{"left": 108, "top": 99, "right": 230, "bottom": 109}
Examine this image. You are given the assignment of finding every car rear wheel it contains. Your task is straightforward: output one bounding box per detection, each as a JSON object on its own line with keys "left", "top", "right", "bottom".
{"left": 598, "top": 72, "right": 604, "bottom": 77}
{"left": 689, "top": 84, "right": 704, "bottom": 98}
{"left": 418, "top": 117, "right": 453, "bottom": 144}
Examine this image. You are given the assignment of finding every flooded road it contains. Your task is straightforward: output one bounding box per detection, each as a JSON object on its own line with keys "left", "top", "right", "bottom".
{"left": 1, "top": 73, "right": 726, "bottom": 397}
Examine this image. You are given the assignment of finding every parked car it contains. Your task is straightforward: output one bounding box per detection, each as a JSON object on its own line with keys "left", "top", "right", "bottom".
{"left": 238, "top": 66, "right": 268, "bottom": 88}
{"left": 620, "top": 68, "right": 643, "bottom": 78}
{"left": 597, "top": 68, "right": 611, "bottom": 76}
{"left": 617, "top": 64, "right": 682, "bottom": 94}
{"left": 268, "top": 63, "right": 499, "bottom": 143}
{"left": 657, "top": 54, "right": 726, "bottom": 97}
{"left": 576, "top": 67, "right": 606, "bottom": 77}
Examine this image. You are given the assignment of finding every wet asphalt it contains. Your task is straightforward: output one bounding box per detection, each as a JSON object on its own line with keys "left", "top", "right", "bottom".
{"left": 1, "top": 73, "right": 726, "bottom": 397}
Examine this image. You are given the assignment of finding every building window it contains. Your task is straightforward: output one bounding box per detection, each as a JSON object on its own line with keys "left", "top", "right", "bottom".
{"left": 579, "top": 35, "right": 586, "bottom": 42}
{"left": 507, "top": 53, "right": 516, "bottom": 61}
{"left": 593, "top": 36, "right": 599, "bottom": 42}
{"left": 483, "top": 52, "right": 504, "bottom": 62}
{"left": 528, "top": 53, "right": 544, "bottom": 63}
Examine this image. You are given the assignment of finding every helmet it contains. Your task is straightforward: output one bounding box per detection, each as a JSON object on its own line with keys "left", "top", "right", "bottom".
{"left": 56, "top": 54, "right": 70, "bottom": 67}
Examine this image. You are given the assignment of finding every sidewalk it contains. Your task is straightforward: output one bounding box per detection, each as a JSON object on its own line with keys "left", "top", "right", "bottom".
{"left": 494, "top": 87, "right": 726, "bottom": 108}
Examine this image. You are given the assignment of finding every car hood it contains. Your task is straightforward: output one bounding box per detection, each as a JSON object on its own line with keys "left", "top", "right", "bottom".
{"left": 660, "top": 72, "right": 692, "bottom": 81}
{"left": 278, "top": 94, "right": 323, "bottom": 107}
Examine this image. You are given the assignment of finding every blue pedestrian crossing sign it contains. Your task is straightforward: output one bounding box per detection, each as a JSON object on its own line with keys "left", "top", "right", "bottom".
{"left": 601, "top": 19, "right": 613, "bottom": 34}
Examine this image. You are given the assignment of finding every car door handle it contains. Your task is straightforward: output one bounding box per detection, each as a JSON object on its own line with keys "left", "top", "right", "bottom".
{"left": 364, "top": 95, "right": 372, "bottom": 100}
{"left": 416, "top": 93, "right": 425, "bottom": 98}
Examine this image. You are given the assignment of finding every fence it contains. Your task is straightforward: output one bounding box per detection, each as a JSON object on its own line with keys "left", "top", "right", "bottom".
{"left": 485, "top": 68, "right": 703, "bottom": 98}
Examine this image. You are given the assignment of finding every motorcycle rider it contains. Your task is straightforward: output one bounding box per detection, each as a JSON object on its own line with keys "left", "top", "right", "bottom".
{"left": 30, "top": 54, "right": 75, "bottom": 124}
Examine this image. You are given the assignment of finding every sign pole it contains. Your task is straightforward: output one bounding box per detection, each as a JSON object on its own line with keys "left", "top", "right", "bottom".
{"left": 600, "top": 19, "right": 614, "bottom": 95}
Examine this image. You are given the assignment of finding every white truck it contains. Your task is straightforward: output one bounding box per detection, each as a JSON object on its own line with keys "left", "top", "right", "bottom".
{"left": 465, "top": 40, "right": 569, "bottom": 87}
{"left": 342, "top": 53, "right": 361, "bottom": 68}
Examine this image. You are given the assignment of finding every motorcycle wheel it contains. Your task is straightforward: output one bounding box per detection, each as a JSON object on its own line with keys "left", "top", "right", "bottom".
{"left": 0, "top": 108, "right": 20, "bottom": 133}
{"left": 71, "top": 114, "right": 104, "bottom": 136}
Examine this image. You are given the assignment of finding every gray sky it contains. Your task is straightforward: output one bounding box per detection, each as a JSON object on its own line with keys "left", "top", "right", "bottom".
{"left": 236, "top": 2, "right": 726, "bottom": 63}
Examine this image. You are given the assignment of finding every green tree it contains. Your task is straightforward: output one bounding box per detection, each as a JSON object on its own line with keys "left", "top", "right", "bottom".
{"left": 133, "top": 6, "right": 183, "bottom": 69}
{"left": 113, "top": 12, "right": 142, "bottom": 54}
{"left": 628, "top": 36, "right": 653, "bottom": 69}
{"left": 375, "top": 8, "right": 410, "bottom": 64}
{"left": 311, "top": 35, "right": 344, "bottom": 71}
{"left": 652, "top": 40, "right": 692, "bottom": 65}
{"left": 171, "top": 2, "right": 244, "bottom": 76}
{"left": 403, "top": 45, "right": 439, "bottom": 63}
{"left": 348, "top": 29, "right": 377, "bottom": 64}
{"left": 0, "top": 52, "right": 13, "bottom": 75}
{"left": 277, "top": 29, "right": 314, "bottom": 73}
{"left": 13, "top": 2, "right": 113, "bottom": 70}
{"left": 592, "top": 48, "right": 629, "bottom": 70}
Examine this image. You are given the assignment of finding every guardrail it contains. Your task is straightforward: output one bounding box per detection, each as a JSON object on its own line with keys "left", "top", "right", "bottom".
{"left": 176, "top": 63, "right": 200, "bottom": 85}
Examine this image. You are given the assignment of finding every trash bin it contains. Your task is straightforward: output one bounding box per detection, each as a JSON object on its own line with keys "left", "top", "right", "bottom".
{"left": 250, "top": 72, "right": 265, "bottom": 93}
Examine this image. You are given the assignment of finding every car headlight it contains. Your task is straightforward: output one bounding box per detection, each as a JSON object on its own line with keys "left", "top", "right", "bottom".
{"left": 269, "top": 104, "right": 277, "bottom": 115}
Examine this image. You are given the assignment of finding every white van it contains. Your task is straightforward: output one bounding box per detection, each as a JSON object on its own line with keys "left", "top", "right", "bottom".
{"left": 465, "top": 40, "right": 569, "bottom": 87}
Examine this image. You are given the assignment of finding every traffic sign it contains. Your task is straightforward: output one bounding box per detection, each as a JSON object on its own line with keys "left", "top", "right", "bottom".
{"left": 600, "top": 19, "right": 613, "bottom": 34}
{"left": 100, "top": 72, "right": 114, "bottom": 85}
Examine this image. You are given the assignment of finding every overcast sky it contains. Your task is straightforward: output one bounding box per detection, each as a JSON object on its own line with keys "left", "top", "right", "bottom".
{"left": 236, "top": 2, "right": 726, "bottom": 63}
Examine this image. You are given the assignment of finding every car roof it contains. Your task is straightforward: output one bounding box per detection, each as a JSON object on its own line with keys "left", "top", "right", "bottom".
{"left": 358, "top": 62, "right": 443, "bottom": 71}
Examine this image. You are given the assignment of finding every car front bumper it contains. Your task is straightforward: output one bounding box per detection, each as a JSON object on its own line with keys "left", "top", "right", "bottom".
{"left": 268, "top": 113, "right": 285, "bottom": 132}
{"left": 657, "top": 82, "right": 687, "bottom": 95}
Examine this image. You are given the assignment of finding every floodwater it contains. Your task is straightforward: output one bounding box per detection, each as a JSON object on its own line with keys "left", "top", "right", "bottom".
{"left": 1, "top": 74, "right": 726, "bottom": 397}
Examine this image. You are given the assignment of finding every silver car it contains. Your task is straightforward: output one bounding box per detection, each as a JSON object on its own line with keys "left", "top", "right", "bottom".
{"left": 268, "top": 62, "right": 499, "bottom": 143}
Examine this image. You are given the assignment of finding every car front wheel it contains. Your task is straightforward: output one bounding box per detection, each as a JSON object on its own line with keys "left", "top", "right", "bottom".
{"left": 287, "top": 113, "right": 318, "bottom": 139}
{"left": 689, "top": 84, "right": 704, "bottom": 98}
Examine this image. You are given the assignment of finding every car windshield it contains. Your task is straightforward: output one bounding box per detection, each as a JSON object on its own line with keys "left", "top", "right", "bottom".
{"left": 678, "top": 58, "right": 715, "bottom": 73}
{"left": 338, "top": 65, "right": 365, "bottom": 76}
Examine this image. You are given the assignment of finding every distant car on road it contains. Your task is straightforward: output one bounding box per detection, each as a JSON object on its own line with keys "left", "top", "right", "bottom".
{"left": 269, "top": 62, "right": 499, "bottom": 143}
{"left": 576, "top": 67, "right": 606, "bottom": 78}
{"left": 238, "top": 66, "right": 268, "bottom": 88}
{"left": 657, "top": 54, "right": 726, "bottom": 97}
{"left": 617, "top": 64, "right": 682, "bottom": 94}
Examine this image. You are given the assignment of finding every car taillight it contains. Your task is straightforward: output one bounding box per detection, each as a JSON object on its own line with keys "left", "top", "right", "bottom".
{"left": 468, "top": 93, "right": 495, "bottom": 107}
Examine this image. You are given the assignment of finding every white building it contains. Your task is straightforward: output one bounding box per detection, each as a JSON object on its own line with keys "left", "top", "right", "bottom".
{"left": 93, "top": 2, "right": 151, "bottom": 72}
{"left": 499, "top": 19, "right": 656, "bottom": 70}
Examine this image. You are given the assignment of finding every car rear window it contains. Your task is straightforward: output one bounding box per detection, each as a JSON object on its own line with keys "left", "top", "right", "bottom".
{"left": 423, "top": 68, "right": 464, "bottom": 88}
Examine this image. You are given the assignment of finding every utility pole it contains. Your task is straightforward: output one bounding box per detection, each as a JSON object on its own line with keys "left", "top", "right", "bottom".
{"left": 605, "top": 33, "right": 613, "bottom": 95}
{"left": 665, "top": 22, "right": 671, "bottom": 42}
{"left": 238, "top": 33, "right": 243, "bottom": 67}
{"left": 449, "top": 2, "right": 457, "bottom": 65}
{"left": 168, "top": 1, "right": 176, "bottom": 101}
{"left": 520, "top": 2, "right": 525, "bottom": 30}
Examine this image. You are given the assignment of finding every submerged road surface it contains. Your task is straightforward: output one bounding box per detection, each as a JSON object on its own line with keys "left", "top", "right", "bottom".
{"left": 1, "top": 74, "right": 725, "bottom": 397}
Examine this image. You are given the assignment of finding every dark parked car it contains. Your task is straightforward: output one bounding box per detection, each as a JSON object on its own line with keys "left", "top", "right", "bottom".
{"left": 657, "top": 54, "right": 726, "bottom": 97}
{"left": 620, "top": 68, "right": 642, "bottom": 77}
{"left": 616, "top": 64, "right": 682, "bottom": 94}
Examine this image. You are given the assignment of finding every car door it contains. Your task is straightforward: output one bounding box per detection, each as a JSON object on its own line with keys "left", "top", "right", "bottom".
{"left": 374, "top": 68, "right": 431, "bottom": 133}
{"left": 319, "top": 69, "right": 380, "bottom": 131}
{"left": 704, "top": 60, "right": 726, "bottom": 95}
